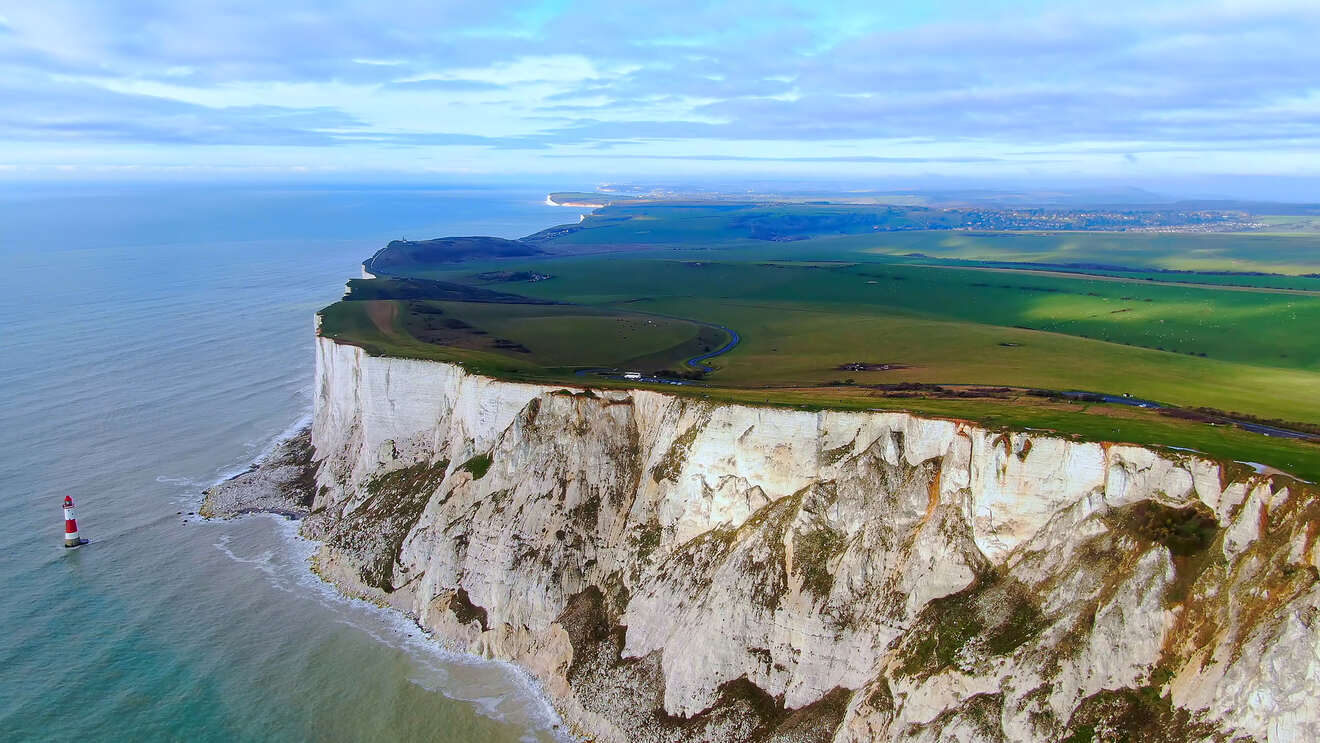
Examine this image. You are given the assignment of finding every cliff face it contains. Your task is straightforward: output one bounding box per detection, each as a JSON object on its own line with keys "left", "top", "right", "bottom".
{"left": 307, "top": 337, "right": 1320, "bottom": 742}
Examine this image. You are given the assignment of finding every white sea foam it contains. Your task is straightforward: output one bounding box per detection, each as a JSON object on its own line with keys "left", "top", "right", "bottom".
{"left": 211, "top": 404, "right": 314, "bottom": 486}
{"left": 204, "top": 449, "right": 575, "bottom": 742}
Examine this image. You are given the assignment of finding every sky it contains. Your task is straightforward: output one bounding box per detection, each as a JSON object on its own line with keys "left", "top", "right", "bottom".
{"left": 2, "top": 0, "right": 1320, "bottom": 193}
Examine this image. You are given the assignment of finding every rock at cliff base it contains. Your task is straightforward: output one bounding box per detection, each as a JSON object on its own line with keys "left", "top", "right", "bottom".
{"left": 201, "top": 427, "right": 317, "bottom": 519}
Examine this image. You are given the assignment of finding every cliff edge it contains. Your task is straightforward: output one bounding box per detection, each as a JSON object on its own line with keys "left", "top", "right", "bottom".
{"left": 304, "top": 336, "right": 1320, "bottom": 742}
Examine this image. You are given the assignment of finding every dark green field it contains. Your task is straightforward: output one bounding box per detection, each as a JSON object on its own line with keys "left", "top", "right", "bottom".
{"left": 319, "top": 199, "right": 1320, "bottom": 480}
{"left": 320, "top": 298, "right": 726, "bottom": 376}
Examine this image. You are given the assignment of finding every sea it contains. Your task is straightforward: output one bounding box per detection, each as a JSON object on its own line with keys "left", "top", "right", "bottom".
{"left": 0, "top": 183, "right": 577, "bottom": 742}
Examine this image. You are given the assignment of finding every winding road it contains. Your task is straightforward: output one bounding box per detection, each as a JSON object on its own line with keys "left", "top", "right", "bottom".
{"left": 573, "top": 320, "right": 741, "bottom": 384}
{"left": 685, "top": 323, "right": 741, "bottom": 372}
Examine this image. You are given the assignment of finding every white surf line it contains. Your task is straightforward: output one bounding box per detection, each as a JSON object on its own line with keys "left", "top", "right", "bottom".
{"left": 204, "top": 509, "right": 575, "bottom": 740}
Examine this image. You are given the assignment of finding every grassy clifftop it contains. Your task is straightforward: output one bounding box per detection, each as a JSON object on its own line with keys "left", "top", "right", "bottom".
{"left": 318, "top": 198, "right": 1320, "bottom": 481}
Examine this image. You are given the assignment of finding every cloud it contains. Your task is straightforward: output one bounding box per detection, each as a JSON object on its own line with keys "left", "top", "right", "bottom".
{"left": 379, "top": 78, "right": 508, "bottom": 92}
{"left": 0, "top": 0, "right": 1318, "bottom": 176}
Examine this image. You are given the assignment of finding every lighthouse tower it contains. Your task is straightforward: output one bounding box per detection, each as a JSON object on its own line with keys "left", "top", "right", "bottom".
{"left": 63, "top": 496, "right": 87, "bottom": 548}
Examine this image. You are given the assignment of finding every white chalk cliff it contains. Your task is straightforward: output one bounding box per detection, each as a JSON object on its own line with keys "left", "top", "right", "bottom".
{"left": 305, "top": 336, "right": 1320, "bottom": 742}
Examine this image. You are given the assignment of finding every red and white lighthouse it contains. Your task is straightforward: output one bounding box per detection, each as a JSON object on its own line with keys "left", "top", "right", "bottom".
{"left": 63, "top": 496, "right": 87, "bottom": 548}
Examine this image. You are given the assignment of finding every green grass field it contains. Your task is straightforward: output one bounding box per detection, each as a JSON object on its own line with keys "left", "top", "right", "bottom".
{"left": 319, "top": 297, "right": 726, "bottom": 378}
{"left": 320, "top": 200, "right": 1320, "bottom": 480}
{"left": 487, "top": 259, "right": 1320, "bottom": 372}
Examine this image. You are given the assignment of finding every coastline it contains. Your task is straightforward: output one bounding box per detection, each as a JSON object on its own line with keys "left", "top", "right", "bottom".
{"left": 300, "top": 336, "right": 1320, "bottom": 742}
{"left": 545, "top": 193, "right": 610, "bottom": 208}
{"left": 200, "top": 416, "right": 576, "bottom": 742}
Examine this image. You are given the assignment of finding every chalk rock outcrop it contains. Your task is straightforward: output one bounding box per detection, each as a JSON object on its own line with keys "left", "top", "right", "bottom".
{"left": 306, "top": 336, "right": 1320, "bottom": 742}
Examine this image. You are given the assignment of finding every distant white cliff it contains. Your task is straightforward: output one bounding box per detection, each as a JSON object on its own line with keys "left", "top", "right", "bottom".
{"left": 546, "top": 193, "right": 610, "bottom": 208}
{"left": 304, "top": 335, "right": 1320, "bottom": 742}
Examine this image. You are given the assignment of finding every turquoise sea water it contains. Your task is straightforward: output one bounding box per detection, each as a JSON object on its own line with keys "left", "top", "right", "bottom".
{"left": 0, "top": 184, "right": 577, "bottom": 741}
